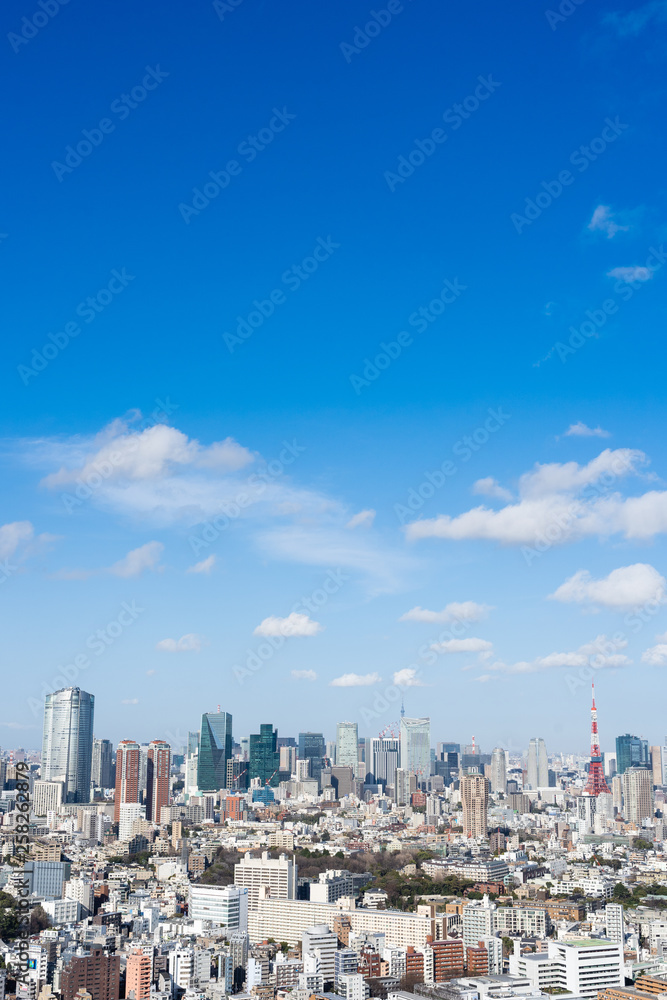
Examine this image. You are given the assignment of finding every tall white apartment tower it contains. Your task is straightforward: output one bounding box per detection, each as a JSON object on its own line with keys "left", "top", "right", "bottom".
{"left": 41, "top": 687, "right": 94, "bottom": 803}
{"left": 336, "top": 722, "right": 359, "bottom": 772}
{"left": 527, "top": 737, "right": 549, "bottom": 789}
{"left": 489, "top": 747, "right": 507, "bottom": 794}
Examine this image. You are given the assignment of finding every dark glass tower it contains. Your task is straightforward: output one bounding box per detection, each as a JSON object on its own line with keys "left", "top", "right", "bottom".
{"left": 298, "top": 731, "right": 326, "bottom": 785}
{"left": 249, "top": 724, "right": 281, "bottom": 787}
{"left": 197, "top": 711, "right": 233, "bottom": 790}
{"left": 616, "top": 733, "right": 649, "bottom": 775}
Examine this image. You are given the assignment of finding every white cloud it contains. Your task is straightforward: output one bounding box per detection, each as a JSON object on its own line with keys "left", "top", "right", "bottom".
{"left": 254, "top": 612, "right": 323, "bottom": 638}
{"left": 405, "top": 447, "right": 667, "bottom": 547}
{"left": 608, "top": 266, "right": 653, "bottom": 283}
{"left": 0, "top": 521, "right": 34, "bottom": 560}
{"left": 563, "top": 422, "right": 611, "bottom": 438}
{"left": 52, "top": 541, "right": 164, "bottom": 581}
{"left": 472, "top": 477, "right": 513, "bottom": 501}
{"left": 291, "top": 669, "right": 318, "bottom": 681}
{"left": 110, "top": 541, "right": 164, "bottom": 577}
{"left": 393, "top": 668, "right": 424, "bottom": 687}
{"left": 121, "top": 698, "right": 139, "bottom": 704}
{"left": 642, "top": 637, "right": 667, "bottom": 665}
{"left": 156, "top": 633, "right": 204, "bottom": 653}
{"left": 431, "top": 638, "right": 493, "bottom": 654}
{"left": 400, "top": 601, "right": 492, "bottom": 624}
{"left": 346, "top": 509, "right": 376, "bottom": 529}
{"left": 28, "top": 415, "right": 417, "bottom": 594}
{"left": 487, "top": 634, "right": 630, "bottom": 675}
{"left": 41, "top": 421, "right": 254, "bottom": 489}
{"left": 588, "top": 205, "right": 629, "bottom": 239}
{"left": 550, "top": 563, "right": 666, "bottom": 611}
{"left": 187, "top": 554, "right": 216, "bottom": 574}
{"left": 146, "top": 669, "right": 156, "bottom": 676}
{"left": 330, "top": 672, "right": 381, "bottom": 687}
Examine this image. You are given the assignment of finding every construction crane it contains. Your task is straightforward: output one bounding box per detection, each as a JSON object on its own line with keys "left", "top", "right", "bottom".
{"left": 265, "top": 768, "right": 279, "bottom": 786}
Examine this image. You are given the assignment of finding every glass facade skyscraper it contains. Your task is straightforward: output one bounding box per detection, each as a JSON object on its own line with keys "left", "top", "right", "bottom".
{"left": 197, "top": 711, "right": 233, "bottom": 790}
{"left": 399, "top": 717, "right": 431, "bottom": 781}
{"left": 41, "top": 687, "right": 94, "bottom": 803}
{"left": 299, "top": 731, "right": 326, "bottom": 785}
{"left": 249, "top": 724, "right": 281, "bottom": 786}
{"left": 336, "top": 722, "right": 358, "bottom": 771}
{"left": 616, "top": 733, "right": 649, "bottom": 775}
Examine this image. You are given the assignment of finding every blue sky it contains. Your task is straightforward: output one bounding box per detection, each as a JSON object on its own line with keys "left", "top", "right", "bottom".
{"left": 2, "top": 0, "right": 667, "bottom": 753}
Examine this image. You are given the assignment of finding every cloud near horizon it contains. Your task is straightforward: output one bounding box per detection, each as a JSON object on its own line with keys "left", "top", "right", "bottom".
{"left": 330, "top": 672, "right": 382, "bottom": 687}
{"left": 404, "top": 447, "right": 667, "bottom": 547}
{"left": 550, "top": 563, "right": 666, "bottom": 611}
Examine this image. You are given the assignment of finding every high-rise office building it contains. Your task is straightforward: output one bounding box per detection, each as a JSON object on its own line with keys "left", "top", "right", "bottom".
{"left": 146, "top": 740, "right": 171, "bottom": 822}
{"left": 527, "top": 738, "right": 548, "bottom": 789}
{"left": 622, "top": 766, "right": 653, "bottom": 825}
{"left": 400, "top": 717, "right": 431, "bottom": 781}
{"left": 489, "top": 747, "right": 507, "bottom": 794}
{"left": 616, "top": 734, "right": 649, "bottom": 775}
{"left": 366, "top": 737, "right": 399, "bottom": 788}
{"left": 336, "top": 722, "right": 358, "bottom": 771}
{"left": 650, "top": 746, "right": 665, "bottom": 786}
{"left": 234, "top": 850, "right": 296, "bottom": 909}
{"left": 197, "top": 711, "right": 233, "bottom": 791}
{"left": 33, "top": 780, "right": 64, "bottom": 816}
{"left": 41, "top": 687, "right": 94, "bottom": 804}
{"left": 299, "top": 732, "right": 326, "bottom": 786}
{"left": 249, "top": 724, "right": 281, "bottom": 787}
{"left": 91, "top": 738, "right": 114, "bottom": 789}
{"left": 460, "top": 771, "right": 489, "bottom": 837}
{"left": 114, "top": 740, "right": 141, "bottom": 823}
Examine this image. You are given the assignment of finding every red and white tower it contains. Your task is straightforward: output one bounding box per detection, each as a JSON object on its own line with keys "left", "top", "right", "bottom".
{"left": 584, "top": 683, "right": 611, "bottom": 796}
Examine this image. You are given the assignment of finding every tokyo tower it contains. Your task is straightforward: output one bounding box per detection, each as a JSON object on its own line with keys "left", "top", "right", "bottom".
{"left": 584, "top": 682, "right": 611, "bottom": 796}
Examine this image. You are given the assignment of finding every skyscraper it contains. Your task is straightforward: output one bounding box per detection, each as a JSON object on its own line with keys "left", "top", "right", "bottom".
{"left": 366, "top": 737, "right": 399, "bottom": 788}
{"left": 298, "top": 732, "right": 326, "bottom": 786}
{"left": 146, "top": 740, "right": 171, "bottom": 822}
{"left": 114, "top": 740, "right": 141, "bottom": 823}
{"left": 91, "top": 738, "right": 114, "bottom": 790}
{"left": 527, "top": 738, "right": 548, "bottom": 789}
{"left": 399, "top": 717, "right": 431, "bottom": 782}
{"left": 616, "top": 734, "right": 649, "bottom": 775}
{"left": 622, "top": 766, "right": 653, "bottom": 825}
{"left": 249, "top": 724, "right": 281, "bottom": 786}
{"left": 197, "top": 711, "right": 233, "bottom": 791}
{"left": 41, "top": 687, "right": 94, "bottom": 803}
{"left": 489, "top": 747, "right": 507, "bottom": 794}
{"left": 460, "top": 771, "right": 489, "bottom": 838}
{"left": 336, "top": 722, "right": 358, "bottom": 771}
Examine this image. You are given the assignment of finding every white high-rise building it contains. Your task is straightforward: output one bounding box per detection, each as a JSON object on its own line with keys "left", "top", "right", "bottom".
{"left": 489, "top": 747, "right": 507, "bottom": 794}
{"left": 527, "top": 738, "right": 549, "bottom": 789}
{"left": 188, "top": 884, "right": 248, "bottom": 931}
{"left": 64, "top": 878, "right": 94, "bottom": 916}
{"left": 400, "top": 717, "right": 431, "bottom": 781}
{"left": 367, "top": 737, "right": 399, "bottom": 788}
{"left": 462, "top": 894, "right": 496, "bottom": 947}
{"left": 33, "top": 780, "right": 64, "bottom": 816}
{"left": 302, "top": 924, "right": 337, "bottom": 984}
{"left": 119, "top": 802, "right": 145, "bottom": 841}
{"left": 605, "top": 903, "right": 625, "bottom": 945}
{"left": 234, "top": 851, "right": 296, "bottom": 910}
{"left": 337, "top": 722, "right": 359, "bottom": 772}
{"left": 41, "top": 687, "right": 94, "bottom": 803}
